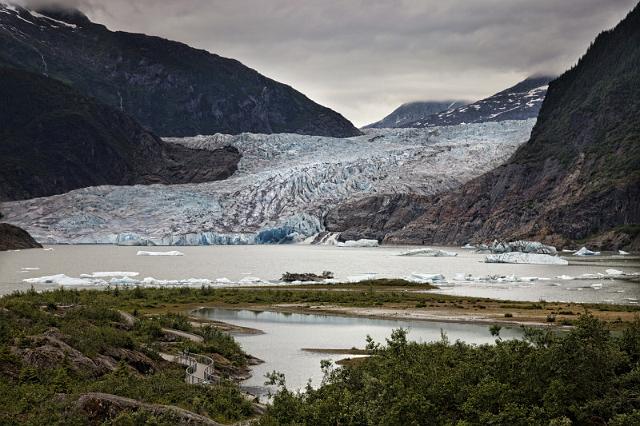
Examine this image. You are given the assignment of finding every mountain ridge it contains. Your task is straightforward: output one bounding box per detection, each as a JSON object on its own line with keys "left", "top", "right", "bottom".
{"left": 364, "top": 100, "right": 468, "bottom": 129}
{"left": 0, "top": 3, "right": 361, "bottom": 138}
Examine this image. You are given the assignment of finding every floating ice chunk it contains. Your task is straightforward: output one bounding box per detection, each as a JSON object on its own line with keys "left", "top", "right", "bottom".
{"left": 109, "top": 276, "right": 140, "bottom": 285}
{"left": 488, "top": 240, "right": 557, "bottom": 255}
{"left": 409, "top": 273, "right": 446, "bottom": 283}
{"left": 485, "top": 253, "right": 568, "bottom": 265}
{"left": 337, "top": 239, "right": 379, "bottom": 248}
{"left": 574, "top": 247, "right": 600, "bottom": 256}
{"left": 238, "top": 276, "right": 266, "bottom": 284}
{"left": 140, "top": 277, "right": 212, "bottom": 287}
{"left": 562, "top": 249, "right": 575, "bottom": 253}
{"left": 462, "top": 244, "right": 476, "bottom": 249}
{"left": 556, "top": 275, "right": 574, "bottom": 280}
{"left": 20, "top": 267, "right": 40, "bottom": 271}
{"left": 23, "top": 274, "right": 93, "bottom": 286}
{"left": 136, "top": 250, "right": 184, "bottom": 256}
{"left": 590, "top": 283, "right": 603, "bottom": 290}
{"left": 81, "top": 271, "right": 140, "bottom": 278}
{"left": 618, "top": 250, "right": 630, "bottom": 255}
{"left": 43, "top": 248, "right": 54, "bottom": 251}
{"left": 606, "top": 269, "right": 624, "bottom": 276}
{"left": 216, "top": 277, "right": 232, "bottom": 284}
{"left": 398, "top": 248, "right": 458, "bottom": 257}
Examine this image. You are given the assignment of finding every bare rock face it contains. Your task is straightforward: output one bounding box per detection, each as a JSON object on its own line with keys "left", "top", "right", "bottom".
{"left": 0, "top": 4, "right": 360, "bottom": 138}
{"left": 329, "top": 5, "right": 640, "bottom": 251}
{"left": 13, "top": 329, "right": 160, "bottom": 377}
{"left": 0, "top": 223, "right": 42, "bottom": 251}
{"left": 0, "top": 67, "right": 241, "bottom": 201}
{"left": 325, "top": 193, "right": 431, "bottom": 242}
{"left": 75, "top": 393, "right": 222, "bottom": 425}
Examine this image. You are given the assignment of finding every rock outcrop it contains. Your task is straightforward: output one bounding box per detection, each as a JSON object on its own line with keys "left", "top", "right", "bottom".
{"left": 74, "top": 393, "right": 222, "bottom": 425}
{"left": 0, "top": 223, "right": 42, "bottom": 251}
{"left": 0, "top": 67, "right": 241, "bottom": 201}
{"left": 0, "top": 4, "right": 360, "bottom": 138}
{"left": 329, "top": 5, "right": 640, "bottom": 251}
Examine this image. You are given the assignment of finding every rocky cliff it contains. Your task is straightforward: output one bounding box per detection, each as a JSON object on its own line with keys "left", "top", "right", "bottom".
{"left": 0, "top": 3, "right": 360, "bottom": 138}
{"left": 328, "top": 5, "right": 640, "bottom": 250}
{"left": 0, "top": 223, "right": 42, "bottom": 250}
{"left": 0, "top": 67, "right": 241, "bottom": 201}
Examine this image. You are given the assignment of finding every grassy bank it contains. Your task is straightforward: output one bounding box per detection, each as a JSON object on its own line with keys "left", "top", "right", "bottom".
{"left": 0, "top": 288, "right": 257, "bottom": 424}
{"left": 15, "top": 280, "right": 633, "bottom": 327}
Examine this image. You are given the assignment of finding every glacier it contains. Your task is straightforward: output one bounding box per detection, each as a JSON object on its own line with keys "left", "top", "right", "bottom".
{"left": 1, "top": 120, "right": 535, "bottom": 245}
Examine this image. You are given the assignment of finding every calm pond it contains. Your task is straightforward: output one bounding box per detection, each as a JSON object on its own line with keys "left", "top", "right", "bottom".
{"left": 193, "top": 307, "right": 524, "bottom": 397}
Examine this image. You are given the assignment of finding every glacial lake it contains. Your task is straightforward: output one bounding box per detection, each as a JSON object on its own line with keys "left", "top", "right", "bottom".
{"left": 193, "top": 307, "right": 524, "bottom": 397}
{"left": 1, "top": 244, "right": 638, "bottom": 303}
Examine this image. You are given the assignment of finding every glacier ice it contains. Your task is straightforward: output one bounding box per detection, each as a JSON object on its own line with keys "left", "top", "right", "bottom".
{"left": 484, "top": 253, "right": 568, "bottom": 265}
{"left": 1, "top": 120, "right": 535, "bottom": 245}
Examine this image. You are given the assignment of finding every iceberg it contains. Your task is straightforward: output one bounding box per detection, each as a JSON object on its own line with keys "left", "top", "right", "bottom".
{"left": 618, "top": 250, "right": 630, "bottom": 255}
{"left": 136, "top": 250, "right": 184, "bottom": 256}
{"left": 462, "top": 244, "right": 476, "bottom": 249}
{"left": 574, "top": 247, "right": 600, "bottom": 256}
{"left": 81, "top": 271, "right": 139, "bottom": 278}
{"left": 23, "top": 274, "right": 95, "bottom": 286}
{"left": 606, "top": 269, "right": 623, "bottom": 276}
{"left": 109, "top": 276, "right": 140, "bottom": 285}
{"left": 337, "top": 239, "right": 379, "bottom": 248}
{"left": 488, "top": 240, "right": 557, "bottom": 255}
{"left": 398, "top": 248, "right": 458, "bottom": 257}
{"left": 409, "top": 273, "right": 446, "bottom": 283}
{"left": 485, "top": 252, "right": 568, "bottom": 265}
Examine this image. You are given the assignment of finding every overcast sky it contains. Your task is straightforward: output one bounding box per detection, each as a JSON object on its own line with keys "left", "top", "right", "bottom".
{"left": 20, "top": 0, "right": 639, "bottom": 126}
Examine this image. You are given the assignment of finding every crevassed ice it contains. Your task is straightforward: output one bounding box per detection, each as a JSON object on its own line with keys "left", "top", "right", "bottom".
{"left": 1, "top": 121, "right": 535, "bottom": 245}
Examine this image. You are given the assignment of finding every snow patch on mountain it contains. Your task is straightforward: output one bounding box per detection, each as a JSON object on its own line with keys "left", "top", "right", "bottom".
{"left": 1, "top": 120, "right": 535, "bottom": 245}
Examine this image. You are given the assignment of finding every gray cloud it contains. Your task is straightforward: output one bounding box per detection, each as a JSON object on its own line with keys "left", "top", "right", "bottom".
{"left": 16, "top": 0, "right": 639, "bottom": 126}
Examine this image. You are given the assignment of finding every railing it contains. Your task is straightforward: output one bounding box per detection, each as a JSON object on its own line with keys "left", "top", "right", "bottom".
{"left": 175, "top": 351, "right": 217, "bottom": 385}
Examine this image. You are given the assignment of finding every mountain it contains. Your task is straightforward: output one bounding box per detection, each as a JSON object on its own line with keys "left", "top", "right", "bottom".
{"left": 0, "top": 3, "right": 360, "bottom": 138}
{"left": 364, "top": 100, "right": 467, "bottom": 129}
{"left": 0, "top": 67, "right": 241, "bottom": 201}
{"left": 327, "top": 4, "right": 640, "bottom": 250}
{"left": 404, "top": 76, "right": 553, "bottom": 128}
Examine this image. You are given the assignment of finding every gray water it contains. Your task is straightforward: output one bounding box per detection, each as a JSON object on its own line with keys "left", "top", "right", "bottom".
{"left": 194, "top": 307, "right": 523, "bottom": 397}
{"left": 1, "top": 245, "right": 638, "bottom": 303}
